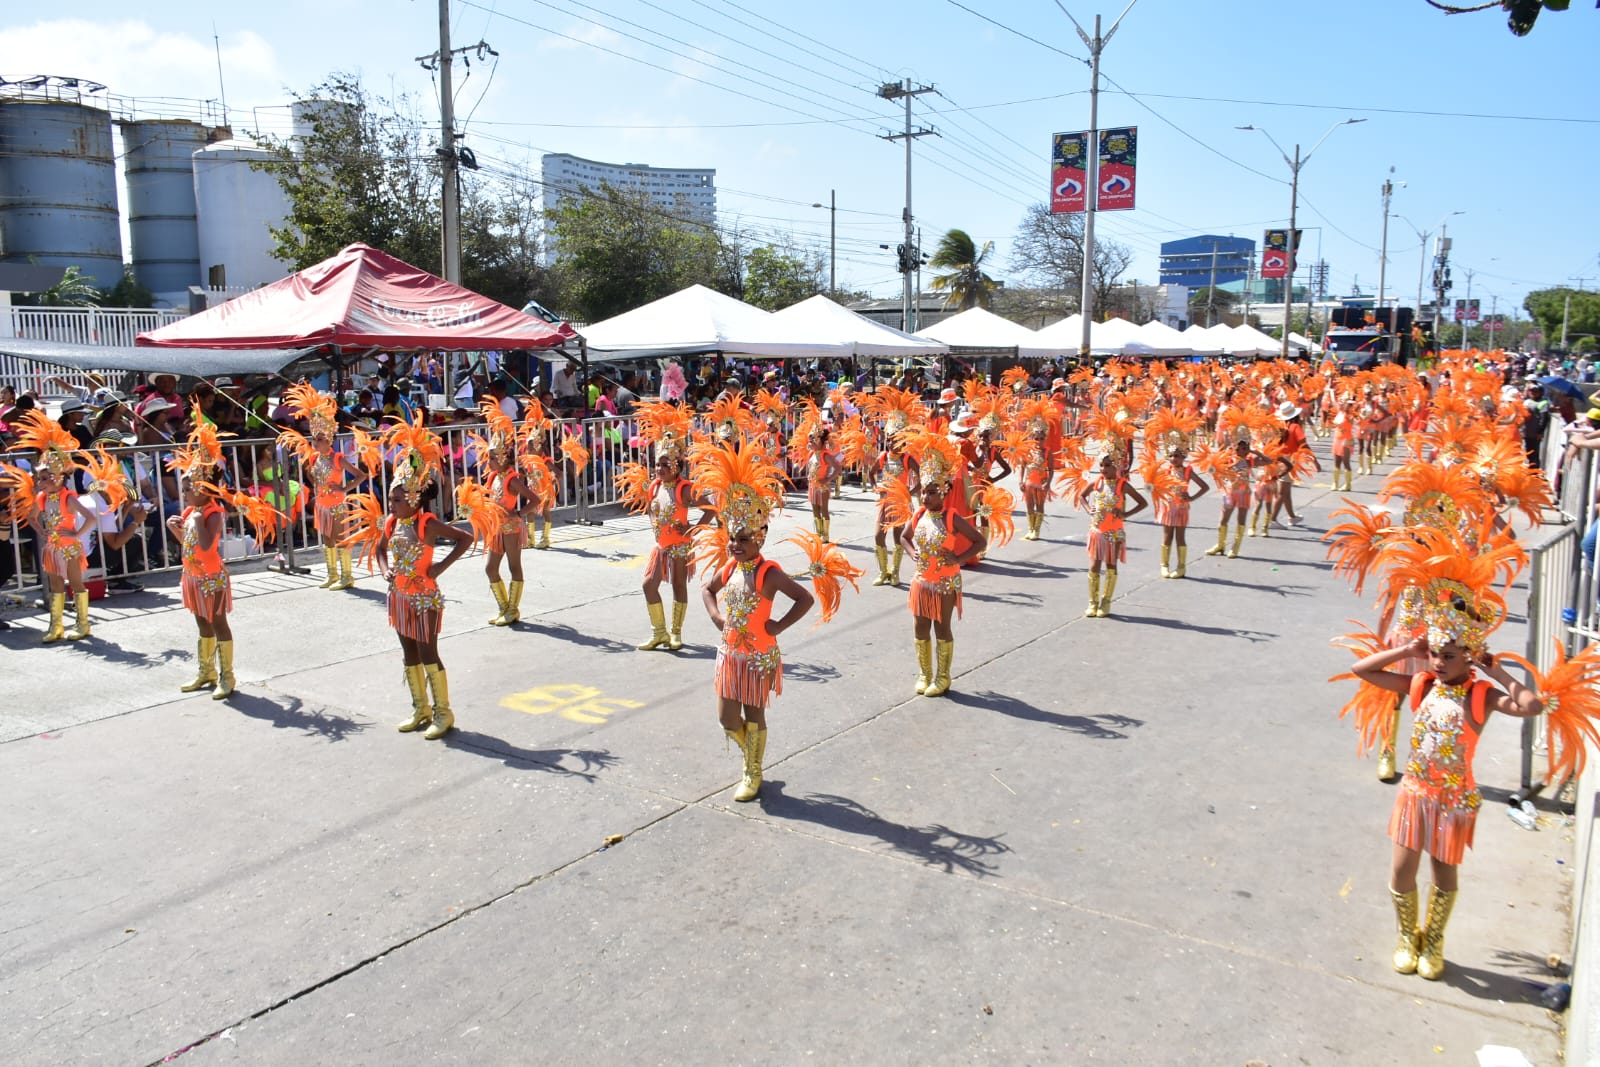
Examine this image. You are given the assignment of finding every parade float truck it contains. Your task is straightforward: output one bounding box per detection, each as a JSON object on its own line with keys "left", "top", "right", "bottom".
{"left": 1324, "top": 306, "right": 1429, "bottom": 373}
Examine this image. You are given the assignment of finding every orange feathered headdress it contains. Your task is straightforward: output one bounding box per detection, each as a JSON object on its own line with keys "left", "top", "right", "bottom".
{"left": 691, "top": 434, "right": 784, "bottom": 536}
{"left": 284, "top": 381, "right": 338, "bottom": 439}
{"left": 898, "top": 427, "right": 962, "bottom": 489}
{"left": 168, "top": 403, "right": 231, "bottom": 482}
{"left": 12, "top": 410, "right": 80, "bottom": 476}
{"left": 381, "top": 412, "right": 443, "bottom": 504}
{"left": 633, "top": 399, "right": 694, "bottom": 464}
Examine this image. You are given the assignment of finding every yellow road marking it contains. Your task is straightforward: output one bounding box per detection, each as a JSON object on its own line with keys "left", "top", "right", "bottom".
{"left": 500, "top": 683, "right": 644, "bottom": 724}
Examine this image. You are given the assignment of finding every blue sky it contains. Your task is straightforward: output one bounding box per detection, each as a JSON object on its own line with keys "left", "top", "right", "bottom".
{"left": 5, "top": 0, "right": 1596, "bottom": 318}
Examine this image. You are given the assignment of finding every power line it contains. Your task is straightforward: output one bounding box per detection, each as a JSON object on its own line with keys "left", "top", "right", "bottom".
{"left": 943, "top": 0, "right": 1085, "bottom": 62}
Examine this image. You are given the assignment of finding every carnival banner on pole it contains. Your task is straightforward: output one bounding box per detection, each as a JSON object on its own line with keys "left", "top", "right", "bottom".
{"left": 1050, "top": 132, "right": 1089, "bottom": 214}
{"left": 1260, "top": 229, "right": 1302, "bottom": 280}
{"left": 1096, "top": 127, "right": 1137, "bottom": 211}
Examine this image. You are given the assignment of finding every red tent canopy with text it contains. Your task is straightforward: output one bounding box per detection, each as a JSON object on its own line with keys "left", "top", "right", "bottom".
{"left": 137, "top": 243, "right": 575, "bottom": 351}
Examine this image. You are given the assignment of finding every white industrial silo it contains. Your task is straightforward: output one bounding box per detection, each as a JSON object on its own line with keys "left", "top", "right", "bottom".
{"left": 119, "top": 119, "right": 207, "bottom": 302}
{"left": 192, "top": 135, "right": 292, "bottom": 292}
{"left": 0, "top": 79, "right": 124, "bottom": 291}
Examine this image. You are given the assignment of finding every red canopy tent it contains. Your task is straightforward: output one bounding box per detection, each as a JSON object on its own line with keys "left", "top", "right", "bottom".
{"left": 136, "top": 243, "right": 575, "bottom": 352}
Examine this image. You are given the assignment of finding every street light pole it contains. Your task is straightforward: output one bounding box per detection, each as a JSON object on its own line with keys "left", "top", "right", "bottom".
{"left": 1237, "top": 118, "right": 1366, "bottom": 358}
{"left": 812, "top": 191, "right": 837, "bottom": 296}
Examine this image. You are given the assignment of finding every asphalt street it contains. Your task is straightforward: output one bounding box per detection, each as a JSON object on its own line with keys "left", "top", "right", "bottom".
{"left": 0, "top": 439, "right": 1575, "bottom": 1066}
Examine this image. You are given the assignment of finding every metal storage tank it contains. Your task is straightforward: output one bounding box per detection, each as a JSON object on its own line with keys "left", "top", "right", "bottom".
{"left": 0, "top": 86, "right": 124, "bottom": 291}
{"left": 119, "top": 119, "right": 207, "bottom": 298}
{"left": 192, "top": 136, "right": 292, "bottom": 292}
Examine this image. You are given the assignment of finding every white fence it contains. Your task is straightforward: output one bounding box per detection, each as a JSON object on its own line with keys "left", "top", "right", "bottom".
{"left": 1, "top": 306, "right": 189, "bottom": 395}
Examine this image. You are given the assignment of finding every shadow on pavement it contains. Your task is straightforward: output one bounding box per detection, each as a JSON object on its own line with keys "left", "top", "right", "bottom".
{"left": 444, "top": 728, "right": 620, "bottom": 781}
{"left": 1443, "top": 954, "right": 1551, "bottom": 1005}
{"left": 784, "top": 659, "right": 843, "bottom": 683}
{"left": 1109, "top": 614, "right": 1280, "bottom": 641}
{"left": 519, "top": 620, "right": 638, "bottom": 655}
{"left": 969, "top": 558, "right": 1061, "bottom": 578}
{"left": 336, "top": 586, "right": 389, "bottom": 605}
{"left": 757, "top": 780, "right": 1011, "bottom": 877}
{"left": 944, "top": 689, "right": 1144, "bottom": 739}
{"left": 66, "top": 637, "right": 187, "bottom": 669}
{"left": 1181, "top": 576, "right": 1315, "bottom": 596}
{"left": 961, "top": 589, "right": 1044, "bottom": 608}
{"left": 223, "top": 691, "right": 372, "bottom": 742}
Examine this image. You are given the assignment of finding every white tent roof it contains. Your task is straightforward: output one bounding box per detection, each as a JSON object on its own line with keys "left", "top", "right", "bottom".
{"left": 1229, "top": 324, "right": 1281, "bottom": 357}
{"left": 1089, "top": 316, "right": 1160, "bottom": 357}
{"left": 769, "top": 294, "right": 949, "bottom": 357}
{"left": 916, "top": 306, "right": 1063, "bottom": 359}
{"left": 1180, "top": 324, "right": 1225, "bottom": 356}
{"left": 1032, "top": 313, "right": 1084, "bottom": 348}
{"left": 1197, "top": 323, "right": 1243, "bottom": 354}
{"left": 577, "top": 284, "right": 850, "bottom": 359}
{"left": 1135, "top": 320, "right": 1194, "bottom": 356}
{"left": 1287, "top": 331, "right": 1322, "bottom": 354}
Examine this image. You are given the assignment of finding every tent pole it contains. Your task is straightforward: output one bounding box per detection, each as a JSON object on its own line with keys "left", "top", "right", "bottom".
{"left": 573, "top": 338, "right": 602, "bottom": 527}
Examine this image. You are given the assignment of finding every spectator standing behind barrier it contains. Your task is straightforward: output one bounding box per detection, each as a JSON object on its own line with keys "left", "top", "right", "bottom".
{"left": 132, "top": 398, "right": 181, "bottom": 526}
{"left": 1521, "top": 382, "right": 1552, "bottom": 468}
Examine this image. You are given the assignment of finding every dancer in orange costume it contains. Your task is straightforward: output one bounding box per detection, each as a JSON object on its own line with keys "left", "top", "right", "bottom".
{"left": 517, "top": 407, "right": 559, "bottom": 551}
{"left": 617, "top": 401, "right": 709, "bottom": 651}
{"left": 804, "top": 421, "right": 841, "bottom": 540}
{"left": 279, "top": 383, "right": 371, "bottom": 591}
{"left": 347, "top": 415, "right": 471, "bottom": 739}
{"left": 1, "top": 412, "right": 95, "bottom": 642}
{"left": 861, "top": 384, "right": 923, "bottom": 585}
{"left": 1202, "top": 412, "right": 1268, "bottom": 560}
{"left": 899, "top": 430, "right": 987, "bottom": 697}
{"left": 1330, "top": 398, "right": 1356, "bottom": 492}
{"left": 167, "top": 410, "right": 281, "bottom": 699}
{"left": 694, "top": 434, "right": 858, "bottom": 801}
{"left": 1059, "top": 410, "right": 1144, "bottom": 617}
{"left": 475, "top": 400, "right": 534, "bottom": 625}
{"left": 1140, "top": 409, "right": 1208, "bottom": 580}
{"left": 1010, "top": 399, "right": 1056, "bottom": 541}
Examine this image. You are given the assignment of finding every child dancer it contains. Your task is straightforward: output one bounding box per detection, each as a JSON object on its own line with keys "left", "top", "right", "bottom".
{"left": 1, "top": 412, "right": 94, "bottom": 642}
{"left": 899, "top": 431, "right": 987, "bottom": 697}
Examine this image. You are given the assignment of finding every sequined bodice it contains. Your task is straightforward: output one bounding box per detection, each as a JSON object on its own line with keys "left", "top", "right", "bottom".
{"left": 914, "top": 508, "right": 949, "bottom": 564}
{"left": 312, "top": 454, "right": 344, "bottom": 490}
{"left": 389, "top": 515, "right": 426, "bottom": 579}
{"left": 719, "top": 558, "right": 777, "bottom": 656}
{"left": 1404, "top": 680, "right": 1481, "bottom": 813}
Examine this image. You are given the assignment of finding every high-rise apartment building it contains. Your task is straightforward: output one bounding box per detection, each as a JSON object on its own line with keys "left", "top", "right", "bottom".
{"left": 540, "top": 153, "right": 716, "bottom": 258}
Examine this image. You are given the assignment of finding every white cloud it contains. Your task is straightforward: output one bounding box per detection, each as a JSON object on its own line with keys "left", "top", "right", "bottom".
{"left": 0, "top": 19, "right": 285, "bottom": 120}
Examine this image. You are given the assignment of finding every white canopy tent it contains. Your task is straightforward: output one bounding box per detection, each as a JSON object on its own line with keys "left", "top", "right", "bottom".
{"left": 1229, "top": 324, "right": 1282, "bottom": 357}
{"left": 1180, "top": 324, "right": 1225, "bottom": 357}
{"left": 578, "top": 284, "right": 850, "bottom": 359}
{"left": 1031, "top": 313, "right": 1084, "bottom": 351}
{"left": 916, "top": 307, "right": 1064, "bottom": 359}
{"left": 1198, "top": 323, "right": 1244, "bottom": 355}
{"left": 1287, "top": 331, "right": 1322, "bottom": 355}
{"left": 1135, "top": 320, "right": 1195, "bottom": 356}
{"left": 769, "top": 295, "right": 949, "bottom": 358}
{"left": 1087, "top": 316, "right": 1162, "bottom": 357}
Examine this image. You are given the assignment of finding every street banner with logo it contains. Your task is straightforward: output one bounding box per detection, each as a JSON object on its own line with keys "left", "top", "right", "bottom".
{"left": 1050, "top": 132, "right": 1089, "bottom": 214}
{"left": 1260, "top": 229, "right": 1301, "bottom": 279}
{"left": 1467, "top": 299, "right": 1481, "bottom": 322}
{"left": 1096, "top": 127, "right": 1137, "bottom": 211}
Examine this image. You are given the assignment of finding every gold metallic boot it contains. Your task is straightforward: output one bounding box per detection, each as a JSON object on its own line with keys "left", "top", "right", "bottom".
{"left": 872, "top": 545, "right": 891, "bottom": 585}
{"left": 1159, "top": 543, "right": 1171, "bottom": 578}
{"left": 1416, "top": 887, "right": 1458, "bottom": 980}
{"left": 734, "top": 724, "right": 766, "bottom": 801}
{"left": 1227, "top": 523, "right": 1244, "bottom": 558}
{"left": 668, "top": 600, "right": 687, "bottom": 650}
{"left": 333, "top": 547, "right": 355, "bottom": 590}
{"left": 1390, "top": 887, "right": 1421, "bottom": 974}
{"left": 637, "top": 601, "right": 670, "bottom": 650}
{"left": 181, "top": 637, "right": 218, "bottom": 692}
{"left": 914, "top": 638, "right": 933, "bottom": 695}
{"left": 488, "top": 579, "right": 510, "bottom": 625}
{"left": 821, "top": 517, "right": 831, "bottom": 541}
{"left": 211, "top": 640, "right": 235, "bottom": 699}
{"left": 42, "top": 592, "right": 66, "bottom": 644}
{"left": 1377, "top": 701, "right": 1401, "bottom": 781}
{"left": 814, "top": 515, "right": 825, "bottom": 538}
{"left": 1099, "top": 571, "right": 1118, "bottom": 617}
{"left": 64, "top": 590, "right": 91, "bottom": 640}
{"left": 1248, "top": 511, "right": 1261, "bottom": 537}
{"left": 318, "top": 547, "right": 339, "bottom": 588}
{"left": 397, "top": 664, "right": 432, "bottom": 732}
{"left": 890, "top": 544, "right": 904, "bottom": 585}
{"left": 538, "top": 520, "right": 552, "bottom": 549}
{"left": 1204, "top": 524, "right": 1227, "bottom": 556}
{"left": 422, "top": 663, "right": 454, "bottom": 739}
{"left": 924, "top": 639, "right": 954, "bottom": 697}
{"left": 502, "top": 580, "right": 523, "bottom": 626}
{"left": 1173, "top": 546, "right": 1188, "bottom": 579}
{"left": 1085, "top": 571, "right": 1102, "bottom": 617}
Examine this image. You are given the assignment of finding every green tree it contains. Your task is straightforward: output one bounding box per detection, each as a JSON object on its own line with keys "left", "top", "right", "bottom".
{"left": 36, "top": 265, "right": 101, "bottom": 307}
{"left": 1188, "top": 287, "right": 1237, "bottom": 326}
{"left": 1526, "top": 288, "right": 1600, "bottom": 349}
{"left": 1008, "top": 203, "right": 1133, "bottom": 313}
{"left": 742, "top": 244, "right": 824, "bottom": 310}
{"left": 546, "top": 182, "right": 732, "bottom": 322}
{"left": 929, "top": 229, "right": 998, "bottom": 310}
{"left": 96, "top": 267, "right": 155, "bottom": 308}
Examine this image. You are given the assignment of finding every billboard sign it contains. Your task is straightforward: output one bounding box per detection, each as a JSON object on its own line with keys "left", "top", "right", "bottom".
{"left": 1097, "top": 127, "right": 1137, "bottom": 211}
{"left": 1050, "top": 132, "right": 1089, "bottom": 214}
{"left": 1261, "top": 229, "right": 1302, "bottom": 280}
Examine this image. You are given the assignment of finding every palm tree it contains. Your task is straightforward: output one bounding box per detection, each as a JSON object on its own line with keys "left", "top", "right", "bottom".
{"left": 37, "top": 265, "right": 102, "bottom": 307}
{"left": 929, "top": 229, "right": 998, "bottom": 310}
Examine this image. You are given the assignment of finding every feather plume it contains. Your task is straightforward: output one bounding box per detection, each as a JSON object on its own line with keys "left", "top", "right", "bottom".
{"left": 276, "top": 426, "right": 318, "bottom": 468}
{"left": 973, "top": 484, "right": 1015, "bottom": 547}
{"left": 561, "top": 435, "right": 590, "bottom": 472}
{"left": 348, "top": 425, "right": 383, "bottom": 475}
{"left": 1502, "top": 642, "right": 1600, "bottom": 784}
{"left": 1138, "top": 452, "right": 1185, "bottom": 510}
{"left": 13, "top": 409, "right": 80, "bottom": 460}
{"left": 518, "top": 453, "right": 557, "bottom": 510}
{"left": 340, "top": 492, "right": 387, "bottom": 572}
{"left": 202, "top": 482, "right": 283, "bottom": 544}
{"left": 0, "top": 462, "right": 38, "bottom": 523}
{"left": 1323, "top": 500, "right": 1397, "bottom": 596}
{"left": 454, "top": 478, "right": 508, "bottom": 549}
{"left": 82, "top": 447, "right": 133, "bottom": 511}
{"left": 753, "top": 388, "right": 788, "bottom": 419}
{"left": 785, "top": 529, "right": 864, "bottom": 625}
{"left": 877, "top": 476, "right": 915, "bottom": 530}
{"left": 692, "top": 522, "right": 731, "bottom": 575}
{"left": 1329, "top": 623, "right": 1406, "bottom": 756}
{"left": 616, "top": 460, "right": 653, "bottom": 514}
{"left": 1001, "top": 365, "right": 1030, "bottom": 392}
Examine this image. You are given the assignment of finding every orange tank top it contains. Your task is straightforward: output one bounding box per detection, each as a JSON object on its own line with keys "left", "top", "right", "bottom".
{"left": 649, "top": 479, "right": 692, "bottom": 547}
{"left": 386, "top": 511, "right": 438, "bottom": 594}
{"left": 182, "top": 502, "right": 226, "bottom": 575}
{"left": 717, "top": 557, "right": 780, "bottom": 656}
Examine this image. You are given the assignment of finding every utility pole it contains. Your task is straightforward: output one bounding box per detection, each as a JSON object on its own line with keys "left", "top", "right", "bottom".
{"left": 1058, "top": 1, "right": 1141, "bottom": 360}
{"left": 1487, "top": 294, "right": 1499, "bottom": 349}
{"left": 1377, "top": 170, "right": 1396, "bottom": 314}
{"left": 1562, "top": 293, "right": 1572, "bottom": 350}
{"left": 1242, "top": 253, "right": 1254, "bottom": 326}
{"left": 1463, "top": 267, "right": 1475, "bottom": 349}
{"left": 1206, "top": 242, "right": 1220, "bottom": 327}
{"left": 878, "top": 80, "right": 937, "bottom": 332}
{"left": 437, "top": 0, "right": 461, "bottom": 285}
